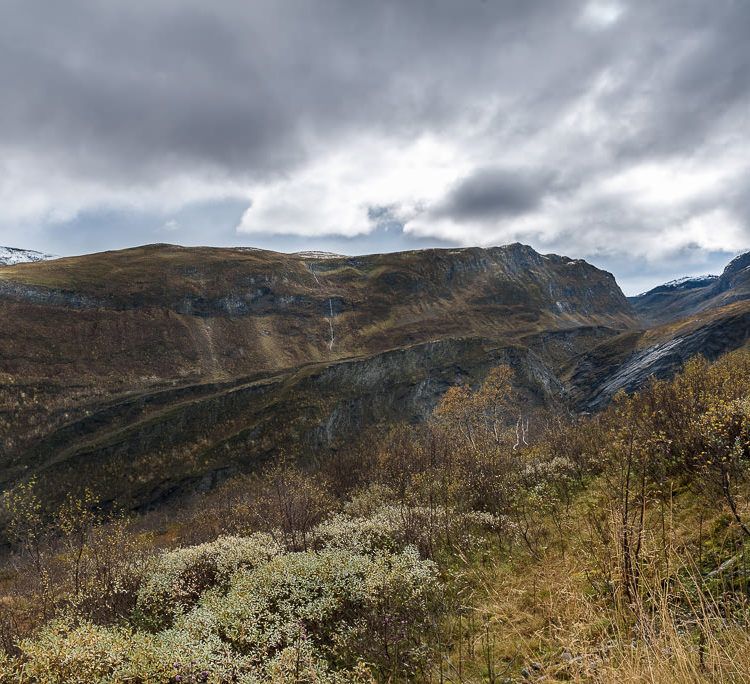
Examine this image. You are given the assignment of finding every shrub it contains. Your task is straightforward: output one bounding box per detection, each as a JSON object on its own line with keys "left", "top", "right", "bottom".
{"left": 311, "top": 503, "right": 503, "bottom": 558}
{"left": 1, "top": 545, "right": 440, "bottom": 682}
{"left": 7, "top": 619, "right": 160, "bottom": 683}
{"left": 135, "top": 533, "right": 281, "bottom": 631}
{"left": 202, "top": 546, "right": 440, "bottom": 679}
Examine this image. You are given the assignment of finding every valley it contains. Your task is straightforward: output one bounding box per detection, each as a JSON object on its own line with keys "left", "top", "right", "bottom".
{"left": 3, "top": 242, "right": 750, "bottom": 682}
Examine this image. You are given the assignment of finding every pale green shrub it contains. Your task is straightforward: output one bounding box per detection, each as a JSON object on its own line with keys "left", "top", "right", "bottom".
{"left": 202, "top": 546, "right": 440, "bottom": 678}
{"left": 1, "top": 545, "right": 440, "bottom": 682}
{"left": 3, "top": 618, "right": 252, "bottom": 683}
{"left": 2, "top": 501, "right": 454, "bottom": 681}
{"left": 7, "top": 619, "right": 160, "bottom": 683}
{"left": 311, "top": 503, "right": 504, "bottom": 556}
{"left": 341, "top": 483, "right": 397, "bottom": 517}
{"left": 135, "top": 532, "right": 281, "bottom": 630}
{"left": 242, "top": 640, "right": 357, "bottom": 683}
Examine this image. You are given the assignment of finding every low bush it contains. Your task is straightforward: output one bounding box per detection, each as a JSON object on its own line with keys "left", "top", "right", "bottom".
{"left": 135, "top": 533, "right": 281, "bottom": 630}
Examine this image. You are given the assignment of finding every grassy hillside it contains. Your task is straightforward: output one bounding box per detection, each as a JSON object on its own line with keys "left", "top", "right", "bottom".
{"left": 2, "top": 347, "right": 750, "bottom": 682}
{"left": 0, "top": 243, "right": 639, "bottom": 516}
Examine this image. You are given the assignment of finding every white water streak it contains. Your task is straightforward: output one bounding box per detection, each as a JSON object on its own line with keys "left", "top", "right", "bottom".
{"left": 328, "top": 298, "right": 335, "bottom": 350}
{"left": 308, "top": 263, "right": 334, "bottom": 351}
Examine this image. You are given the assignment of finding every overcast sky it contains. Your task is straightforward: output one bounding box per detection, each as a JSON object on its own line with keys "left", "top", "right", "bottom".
{"left": 1, "top": 1, "right": 749, "bottom": 294}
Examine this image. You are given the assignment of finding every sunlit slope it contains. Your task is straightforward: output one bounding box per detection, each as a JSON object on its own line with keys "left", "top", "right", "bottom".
{"left": 0, "top": 242, "right": 637, "bottom": 384}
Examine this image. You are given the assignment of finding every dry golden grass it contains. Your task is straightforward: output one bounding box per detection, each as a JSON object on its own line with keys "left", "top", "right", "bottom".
{"left": 441, "top": 480, "right": 750, "bottom": 683}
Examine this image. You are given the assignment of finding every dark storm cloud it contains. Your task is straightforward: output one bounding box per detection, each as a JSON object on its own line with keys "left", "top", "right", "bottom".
{"left": 0, "top": 0, "right": 746, "bottom": 184}
{"left": 592, "top": 4, "right": 750, "bottom": 162}
{"left": 432, "top": 168, "right": 553, "bottom": 221}
{"left": 0, "top": 0, "right": 575, "bottom": 181}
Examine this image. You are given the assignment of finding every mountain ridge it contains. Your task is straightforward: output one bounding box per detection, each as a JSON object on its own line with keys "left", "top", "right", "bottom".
{"left": 3, "top": 241, "right": 750, "bottom": 515}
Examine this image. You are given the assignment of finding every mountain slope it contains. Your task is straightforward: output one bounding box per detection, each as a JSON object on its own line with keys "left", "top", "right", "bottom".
{"left": 562, "top": 297, "right": 750, "bottom": 410}
{"left": 3, "top": 337, "right": 563, "bottom": 510}
{"left": 0, "top": 242, "right": 637, "bottom": 511}
{"left": 0, "top": 242, "right": 637, "bottom": 383}
{"left": 630, "top": 252, "right": 750, "bottom": 326}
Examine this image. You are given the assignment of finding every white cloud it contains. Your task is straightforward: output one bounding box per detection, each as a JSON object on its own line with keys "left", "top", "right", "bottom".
{"left": 597, "top": 157, "right": 747, "bottom": 209}
{"left": 237, "top": 135, "right": 469, "bottom": 237}
{"left": 660, "top": 208, "right": 748, "bottom": 254}
{"left": 0, "top": 149, "right": 250, "bottom": 227}
{"left": 0, "top": 0, "right": 747, "bottom": 299}
{"left": 579, "top": 1, "right": 625, "bottom": 30}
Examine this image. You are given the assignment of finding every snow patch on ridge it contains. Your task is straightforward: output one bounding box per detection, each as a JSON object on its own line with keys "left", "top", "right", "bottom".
{"left": 0, "top": 246, "right": 57, "bottom": 266}
{"left": 294, "top": 251, "right": 345, "bottom": 259}
{"left": 636, "top": 275, "right": 718, "bottom": 297}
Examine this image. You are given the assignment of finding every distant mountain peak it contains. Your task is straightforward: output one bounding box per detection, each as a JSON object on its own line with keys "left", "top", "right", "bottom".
{"left": 636, "top": 275, "right": 719, "bottom": 297}
{"left": 0, "top": 246, "right": 57, "bottom": 266}
{"left": 723, "top": 251, "right": 750, "bottom": 276}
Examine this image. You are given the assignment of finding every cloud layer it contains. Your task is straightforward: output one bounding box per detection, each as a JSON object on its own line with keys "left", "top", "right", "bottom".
{"left": 1, "top": 0, "right": 749, "bottom": 292}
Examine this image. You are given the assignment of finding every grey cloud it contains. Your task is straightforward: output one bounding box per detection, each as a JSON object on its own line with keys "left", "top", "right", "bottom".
{"left": 586, "top": 3, "right": 750, "bottom": 161}
{"left": 1, "top": 0, "right": 744, "bottom": 185}
{"left": 432, "top": 167, "right": 554, "bottom": 221}
{"left": 0, "top": 0, "right": 578, "bottom": 183}
{"left": 1, "top": 0, "right": 750, "bottom": 295}
{"left": 1, "top": 0, "right": 748, "bottom": 184}
{"left": 26, "top": 198, "right": 251, "bottom": 257}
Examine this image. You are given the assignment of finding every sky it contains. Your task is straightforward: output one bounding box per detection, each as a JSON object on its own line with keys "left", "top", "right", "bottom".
{"left": 1, "top": 1, "right": 749, "bottom": 294}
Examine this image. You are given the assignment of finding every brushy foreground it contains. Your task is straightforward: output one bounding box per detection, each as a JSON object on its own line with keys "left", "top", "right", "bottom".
{"left": 2, "top": 351, "right": 750, "bottom": 682}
